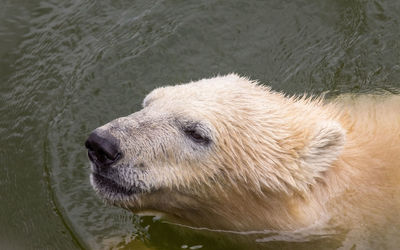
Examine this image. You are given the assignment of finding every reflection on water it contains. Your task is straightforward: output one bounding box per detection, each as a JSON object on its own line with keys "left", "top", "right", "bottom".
{"left": 1, "top": 0, "right": 400, "bottom": 249}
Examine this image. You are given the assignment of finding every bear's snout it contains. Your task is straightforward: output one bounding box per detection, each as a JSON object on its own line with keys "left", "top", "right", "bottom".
{"left": 85, "top": 131, "right": 122, "bottom": 170}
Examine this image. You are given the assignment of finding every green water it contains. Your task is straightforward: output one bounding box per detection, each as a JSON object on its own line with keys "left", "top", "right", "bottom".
{"left": 1, "top": 0, "right": 399, "bottom": 249}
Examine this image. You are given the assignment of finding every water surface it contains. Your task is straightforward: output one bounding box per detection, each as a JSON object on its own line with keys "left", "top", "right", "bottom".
{"left": 1, "top": 0, "right": 400, "bottom": 249}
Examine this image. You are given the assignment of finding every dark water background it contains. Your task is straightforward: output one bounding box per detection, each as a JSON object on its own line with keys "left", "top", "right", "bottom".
{"left": 1, "top": 0, "right": 399, "bottom": 249}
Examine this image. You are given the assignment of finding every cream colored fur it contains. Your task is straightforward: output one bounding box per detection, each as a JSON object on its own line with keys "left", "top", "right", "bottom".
{"left": 91, "top": 74, "right": 400, "bottom": 233}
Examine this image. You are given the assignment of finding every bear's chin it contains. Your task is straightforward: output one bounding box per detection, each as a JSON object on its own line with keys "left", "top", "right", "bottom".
{"left": 89, "top": 172, "right": 145, "bottom": 203}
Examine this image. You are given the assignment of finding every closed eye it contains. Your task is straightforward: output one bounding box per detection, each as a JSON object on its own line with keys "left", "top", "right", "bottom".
{"left": 184, "top": 129, "right": 210, "bottom": 144}
{"left": 180, "top": 120, "right": 212, "bottom": 146}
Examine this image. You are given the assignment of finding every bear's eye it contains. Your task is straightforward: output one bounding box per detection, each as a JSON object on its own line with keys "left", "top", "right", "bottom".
{"left": 185, "top": 129, "right": 206, "bottom": 142}
{"left": 183, "top": 126, "right": 210, "bottom": 145}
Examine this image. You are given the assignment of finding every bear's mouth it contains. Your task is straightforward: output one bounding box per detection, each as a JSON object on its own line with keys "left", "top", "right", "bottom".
{"left": 91, "top": 172, "right": 143, "bottom": 196}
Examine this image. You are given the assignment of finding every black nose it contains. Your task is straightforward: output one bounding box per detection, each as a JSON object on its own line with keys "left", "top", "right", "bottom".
{"left": 85, "top": 131, "right": 121, "bottom": 168}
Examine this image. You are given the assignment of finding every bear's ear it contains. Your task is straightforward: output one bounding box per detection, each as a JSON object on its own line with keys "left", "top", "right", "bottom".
{"left": 301, "top": 121, "right": 346, "bottom": 178}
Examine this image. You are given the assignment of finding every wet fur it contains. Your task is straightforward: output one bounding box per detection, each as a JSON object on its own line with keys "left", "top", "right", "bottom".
{"left": 90, "top": 74, "right": 400, "bottom": 233}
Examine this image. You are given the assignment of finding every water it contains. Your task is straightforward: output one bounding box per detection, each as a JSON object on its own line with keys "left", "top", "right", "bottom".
{"left": 1, "top": 0, "right": 399, "bottom": 249}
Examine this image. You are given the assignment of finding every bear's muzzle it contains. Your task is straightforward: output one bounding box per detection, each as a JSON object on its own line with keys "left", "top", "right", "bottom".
{"left": 85, "top": 130, "right": 122, "bottom": 170}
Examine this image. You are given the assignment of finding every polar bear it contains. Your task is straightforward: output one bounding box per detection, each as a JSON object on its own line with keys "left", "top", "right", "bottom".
{"left": 85, "top": 74, "right": 400, "bottom": 232}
